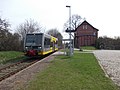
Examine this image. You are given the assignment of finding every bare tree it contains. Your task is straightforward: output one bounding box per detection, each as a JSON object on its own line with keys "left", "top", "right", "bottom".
{"left": 64, "top": 14, "right": 83, "bottom": 31}
{"left": 47, "top": 28, "right": 63, "bottom": 39}
{"left": 47, "top": 28, "right": 63, "bottom": 48}
{"left": 0, "top": 17, "right": 26, "bottom": 51}
{"left": 10, "top": 33, "right": 22, "bottom": 51}
{"left": 0, "top": 17, "right": 10, "bottom": 32}
{"left": 15, "top": 19, "right": 43, "bottom": 50}
{"left": 16, "top": 19, "right": 42, "bottom": 40}
{"left": 0, "top": 17, "right": 11, "bottom": 51}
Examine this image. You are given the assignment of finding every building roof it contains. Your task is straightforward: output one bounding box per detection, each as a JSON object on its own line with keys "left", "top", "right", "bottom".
{"left": 75, "top": 20, "right": 99, "bottom": 31}
{"left": 65, "top": 20, "right": 99, "bottom": 32}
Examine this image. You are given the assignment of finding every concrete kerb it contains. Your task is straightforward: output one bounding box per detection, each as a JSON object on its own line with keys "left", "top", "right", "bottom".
{"left": 52, "top": 51, "right": 64, "bottom": 56}
{"left": 93, "top": 52, "right": 109, "bottom": 78}
{"left": 93, "top": 52, "right": 120, "bottom": 87}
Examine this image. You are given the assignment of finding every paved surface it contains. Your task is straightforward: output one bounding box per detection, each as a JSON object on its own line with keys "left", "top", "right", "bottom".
{"left": 52, "top": 51, "right": 64, "bottom": 55}
{"left": 93, "top": 50, "right": 120, "bottom": 86}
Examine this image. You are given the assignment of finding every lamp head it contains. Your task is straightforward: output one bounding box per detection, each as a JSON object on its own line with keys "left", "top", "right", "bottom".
{"left": 66, "top": 5, "right": 71, "bottom": 8}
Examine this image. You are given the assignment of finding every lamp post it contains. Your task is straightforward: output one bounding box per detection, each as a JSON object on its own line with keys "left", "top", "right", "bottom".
{"left": 66, "top": 5, "right": 73, "bottom": 56}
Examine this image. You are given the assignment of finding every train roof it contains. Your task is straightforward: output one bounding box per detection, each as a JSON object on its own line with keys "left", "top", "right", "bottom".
{"left": 26, "top": 33, "right": 43, "bottom": 35}
{"left": 26, "top": 33, "right": 58, "bottom": 39}
{"left": 26, "top": 33, "right": 51, "bottom": 36}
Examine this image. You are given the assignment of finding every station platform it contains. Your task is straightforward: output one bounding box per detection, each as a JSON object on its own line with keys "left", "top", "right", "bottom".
{"left": 52, "top": 51, "right": 64, "bottom": 56}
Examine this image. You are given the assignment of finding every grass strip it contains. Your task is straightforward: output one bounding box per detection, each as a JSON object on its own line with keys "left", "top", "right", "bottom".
{"left": 81, "top": 46, "right": 96, "bottom": 50}
{"left": 26, "top": 53, "right": 119, "bottom": 90}
{"left": 0, "top": 51, "right": 26, "bottom": 64}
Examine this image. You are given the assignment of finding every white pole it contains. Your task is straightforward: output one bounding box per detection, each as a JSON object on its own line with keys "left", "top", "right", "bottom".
{"left": 66, "top": 5, "right": 72, "bottom": 56}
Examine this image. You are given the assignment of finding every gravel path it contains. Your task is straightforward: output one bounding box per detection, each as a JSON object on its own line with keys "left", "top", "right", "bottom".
{"left": 93, "top": 50, "right": 120, "bottom": 86}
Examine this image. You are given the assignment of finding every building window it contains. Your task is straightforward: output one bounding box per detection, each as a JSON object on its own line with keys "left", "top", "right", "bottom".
{"left": 83, "top": 25, "right": 87, "bottom": 29}
{"left": 83, "top": 25, "right": 84, "bottom": 29}
{"left": 93, "top": 32, "right": 96, "bottom": 36}
{"left": 85, "top": 25, "right": 87, "bottom": 29}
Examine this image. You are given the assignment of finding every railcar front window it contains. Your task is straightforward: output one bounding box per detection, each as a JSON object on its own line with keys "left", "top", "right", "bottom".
{"left": 25, "top": 34, "right": 42, "bottom": 46}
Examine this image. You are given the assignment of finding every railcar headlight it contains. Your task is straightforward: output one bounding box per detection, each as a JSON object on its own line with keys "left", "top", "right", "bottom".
{"left": 25, "top": 47, "right": 29, "bottom": 50}
{"left": 38, "top": 47, "right": 41, "bottom": 49}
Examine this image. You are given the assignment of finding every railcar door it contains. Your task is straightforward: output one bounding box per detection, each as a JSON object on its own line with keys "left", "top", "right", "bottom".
{"left": 53, "top": 42, "right": 55, "bottom": 51}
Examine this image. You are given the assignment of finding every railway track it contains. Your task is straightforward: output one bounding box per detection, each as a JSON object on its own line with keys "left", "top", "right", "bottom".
{"left": 0, "top": 51, "right": 55, "bottom": 82}
{"left": 0, "top": 58, "right": 39, "bottom": 81}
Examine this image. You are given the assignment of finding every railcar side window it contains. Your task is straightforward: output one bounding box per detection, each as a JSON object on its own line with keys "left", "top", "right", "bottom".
{"left": 44, "top": 38, "right": 50, "bottom": 48}
{"left": 50, "top": 42, "right": 53, "bottom": 47}
{"left": 55, "top": 40, "right": 58, "bottom": 45}
{"left": 55, "top": 40, "right": 58, "bottom": 48}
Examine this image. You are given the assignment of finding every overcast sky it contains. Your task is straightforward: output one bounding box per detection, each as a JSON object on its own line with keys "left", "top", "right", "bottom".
{"left": 0, "top": 0, "right": 120, "bottom": 38}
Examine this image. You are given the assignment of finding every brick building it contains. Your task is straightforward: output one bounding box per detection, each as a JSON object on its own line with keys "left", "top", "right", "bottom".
{"left": 74, "top": 20, "right": 99, "bottom": 48}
